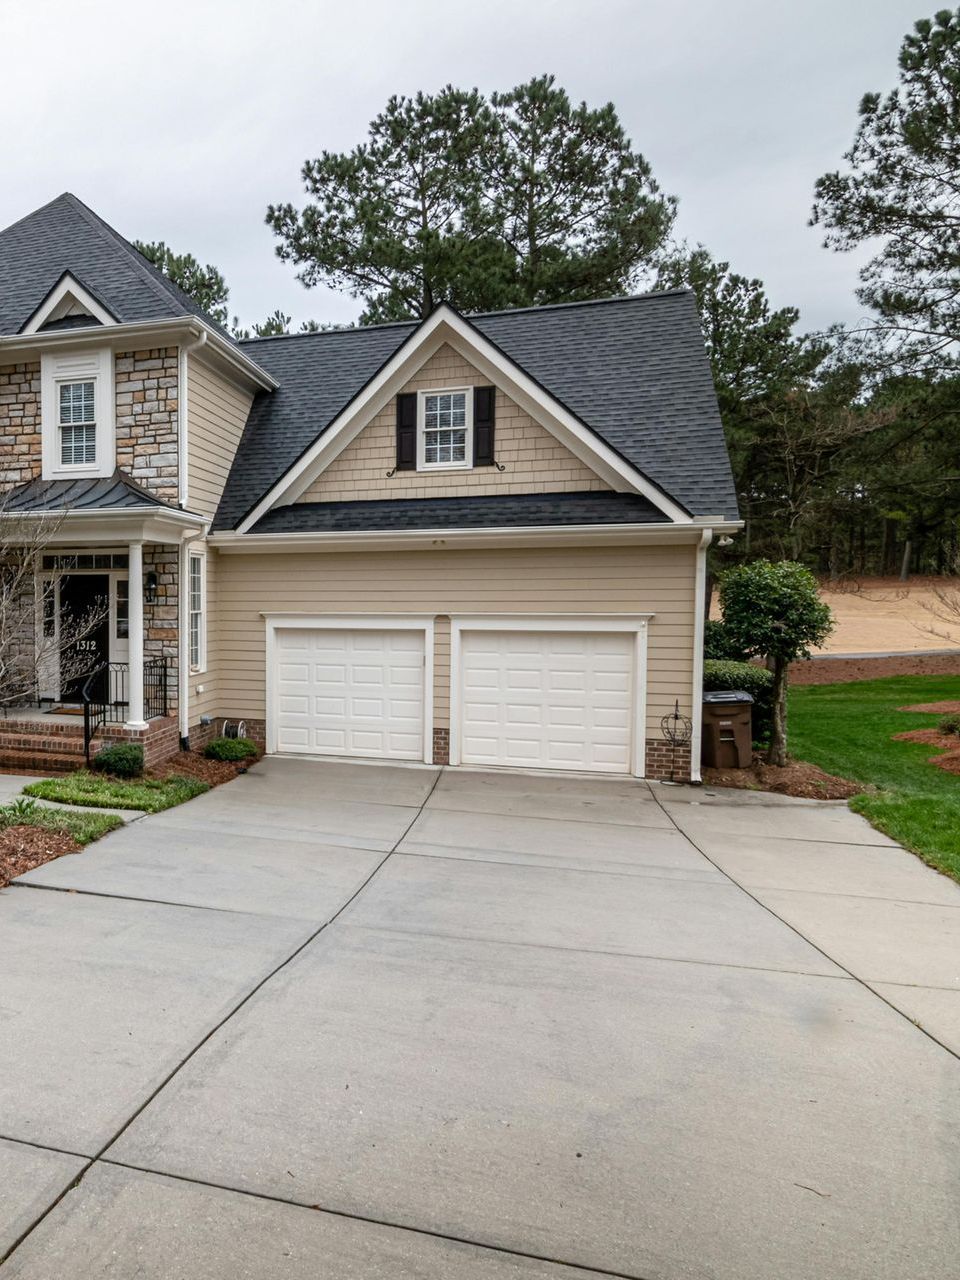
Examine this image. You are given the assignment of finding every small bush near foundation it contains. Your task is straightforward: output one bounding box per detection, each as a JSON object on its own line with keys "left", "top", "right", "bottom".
{"left": 91, "top": 743, "right": 144, "bottom": 778}
{"left": 204, "top": 736, "right": 258, "bottom": 762}
{"left": 703, "top": 659, "right": 775, "bottom": 746}
{"left": 939, "top": 713, "right": 960, "bottom": 737}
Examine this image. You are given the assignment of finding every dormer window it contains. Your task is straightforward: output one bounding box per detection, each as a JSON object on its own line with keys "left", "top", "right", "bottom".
{"left": 418, "top": 388, "right": 472, "bottom": 469}
{"left": 59, "top": 381, "right": 97, "bottom": 466}
{"left": 41, "top": 348, "right": 114, "bottom": 480}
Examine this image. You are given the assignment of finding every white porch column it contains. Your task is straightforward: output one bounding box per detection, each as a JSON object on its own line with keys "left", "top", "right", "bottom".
{"left": 126, "top": 540, "right": 147, "bottom": 729}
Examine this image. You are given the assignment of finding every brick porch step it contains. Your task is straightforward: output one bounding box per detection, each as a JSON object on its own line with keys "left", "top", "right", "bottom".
{"left": 0, "top": 748, "right": 85, "bottom": 774}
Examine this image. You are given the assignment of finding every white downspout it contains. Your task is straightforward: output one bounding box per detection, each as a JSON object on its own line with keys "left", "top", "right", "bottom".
{"left": 178, "top": 329, "right": 207, "bottom": 509}
{"left": 178, "top": 526, "right": 206, "bottom": 749}
{"left": 689, "top": 528, "right": 713, "bottom": 783}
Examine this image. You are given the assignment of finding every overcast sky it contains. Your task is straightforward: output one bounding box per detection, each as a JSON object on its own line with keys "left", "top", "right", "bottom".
{"left": 2, "top": 0, "right": 924, "bottom": 335}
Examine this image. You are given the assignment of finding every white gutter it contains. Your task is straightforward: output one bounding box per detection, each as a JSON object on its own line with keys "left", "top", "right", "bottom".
{"left": 178, "top": 330, "right": 208, "bottom": 507}
{"left": 689, "top": 527, "right": 713, "bottom": 783}
{"left": 209, "top": 519, "right": 743, "bottom": 555}
{"left": 0, "top": 316, "right": 276, "bottom": 392}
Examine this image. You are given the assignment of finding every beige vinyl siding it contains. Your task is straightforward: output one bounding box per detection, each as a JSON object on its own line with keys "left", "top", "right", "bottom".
{"left": 211, "top": 542, "right": 696, "bottom": 740}
{"left": 188, "top": 546, "right": 218, "bottom": 725}
{"left": 186, "top": 358, "right": 254, "bottom": 518}
{"left": 297, "top": 344, "right": 609, "bottom": 503}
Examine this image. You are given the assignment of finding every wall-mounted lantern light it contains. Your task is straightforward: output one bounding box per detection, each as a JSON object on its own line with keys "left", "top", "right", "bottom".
{"left": 144, "top": 571, "right": 159, "bottom": 606}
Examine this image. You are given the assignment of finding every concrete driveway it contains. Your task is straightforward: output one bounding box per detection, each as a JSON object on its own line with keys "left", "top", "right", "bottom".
{"left": 1, "top": 759, "right": 958, "bottom": 1279}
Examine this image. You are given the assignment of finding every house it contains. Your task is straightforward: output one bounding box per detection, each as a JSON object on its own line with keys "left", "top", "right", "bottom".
{"left": 0, "top": 193, "right": 740, "bottom": 780}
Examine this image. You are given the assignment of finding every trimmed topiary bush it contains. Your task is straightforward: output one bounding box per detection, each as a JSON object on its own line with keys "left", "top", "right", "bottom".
{"left": 91, "top": 743, "right": 144, "bottom": 778}
{"left": 938, "top": 713, "right": 960, "bottom": 737}
{"left": 703, "top": 659, "right": 775, "bottom": 746}
{"left": 204, "top": 736, "right": 258, "bottom": 762}
{"left": 703, "top": 619, "right": 748, "bottom": 662}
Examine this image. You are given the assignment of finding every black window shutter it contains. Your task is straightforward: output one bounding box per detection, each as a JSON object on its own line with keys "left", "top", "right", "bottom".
{"left": 395, "top": 393, "right": 417, "bottom": 470}
{"left": 473, "top": 386, "right": 495, "bottom": 467}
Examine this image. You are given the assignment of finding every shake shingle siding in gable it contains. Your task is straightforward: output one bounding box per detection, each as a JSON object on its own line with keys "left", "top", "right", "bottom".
{"left": 215, "top": 291, "right": 737, "bottom": 530}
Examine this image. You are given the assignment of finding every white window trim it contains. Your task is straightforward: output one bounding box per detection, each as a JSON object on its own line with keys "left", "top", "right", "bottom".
{"left": 188, "top": 550, "right": 207, "bottom": 673}
{"left": 448, "top": 614, "right": 652, "bottom": 779}
{"left": 40, "top": 348, "right": 115, "bottom": 481}
{"left": 416, "top": 386, "right": 473, "bottom": 471}
{"left": 262, "top": 613, "right": 435, "bottom": 764}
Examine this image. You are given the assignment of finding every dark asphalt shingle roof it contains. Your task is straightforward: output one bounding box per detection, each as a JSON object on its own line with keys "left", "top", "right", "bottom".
{"left": 252, "top": 490, "right": 668, "bottom": 535}
{"left": 3, "top": 470, "right": 173, "bottom": 513}
{"left": 218, "top": 291, "right": 737, "bottom": 529}
{"left": 0, "top": 193, "right": 224, "bottom": 335}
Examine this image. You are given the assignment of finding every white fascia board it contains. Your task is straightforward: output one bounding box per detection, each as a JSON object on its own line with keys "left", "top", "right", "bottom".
{"left": 210, "top": 521, "right": 708, "bottom": 555}
{"left": 237, "top": 304, "right": 691, "bottom": 532}
{"left": 2, "top": 507, "right": 207, "bottom": 545}
{"left": 1, "top": 316, "right": 276, "bottom": 392}
{"left": 22, "top": 274, "right": 118, "bottom": 333}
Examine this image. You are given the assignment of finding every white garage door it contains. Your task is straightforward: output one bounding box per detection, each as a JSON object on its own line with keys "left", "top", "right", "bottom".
{"left": 459, "top": 630, "right": 635, "bottom": 774}
{"left": 274, "top": 628, "right": 424, "bottom": 760}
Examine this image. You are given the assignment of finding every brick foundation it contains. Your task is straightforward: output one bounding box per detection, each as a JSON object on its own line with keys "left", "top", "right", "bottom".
{"left": 0, "top": 713, "right": 181, "bottom": 771}
{"left": 644, "top": 739, "right": 693, "bottom": 783}
{"left": 432, "top": 727, "right": 450, "bottom": 765}
{"left": 187, "top": 716, "right": 266, "bottom": 753}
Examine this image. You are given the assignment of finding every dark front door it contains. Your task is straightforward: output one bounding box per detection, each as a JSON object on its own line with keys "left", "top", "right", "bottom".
{"left": 59, "top": 574, "right": 110, "bottom": 703}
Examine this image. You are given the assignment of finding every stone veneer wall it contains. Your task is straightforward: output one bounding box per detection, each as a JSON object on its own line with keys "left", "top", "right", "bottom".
{"left": 0, "top": 362, "right": 41, "bottom": 493}
{"left": 144, "top": 545, "right": 180, "bottom": 714}
{"left": 115, "top": 348, "right": 179, "bottom": 502}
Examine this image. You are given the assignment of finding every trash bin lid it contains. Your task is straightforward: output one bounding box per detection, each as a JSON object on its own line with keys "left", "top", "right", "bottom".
{"left": 703, "top": 690, "right": 754, "bottom": 704}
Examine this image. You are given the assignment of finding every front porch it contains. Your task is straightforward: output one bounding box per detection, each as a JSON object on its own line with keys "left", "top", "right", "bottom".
{"left": 1, "top": 478, "right": 206, "bottom": 771}
{"left": 0, "top": 704, "right": 179, "bottom": 773}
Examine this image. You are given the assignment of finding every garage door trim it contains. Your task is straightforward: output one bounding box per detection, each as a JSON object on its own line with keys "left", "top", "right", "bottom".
{"left": 449, "top": 614, "right": 652, "bottom": 778}
{"left": 264, "top": 614, "right": 434, "bottom": 763}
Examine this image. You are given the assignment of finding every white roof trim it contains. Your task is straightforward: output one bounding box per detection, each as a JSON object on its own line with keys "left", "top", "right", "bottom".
{"left": 236, "top": 304, "right": 692, "bottom": 532}
{"left": 210, "top": 520, "right": 735, "bottom": 555}
{"left": 22, "top": 273, "right": 117, "bottom": 333}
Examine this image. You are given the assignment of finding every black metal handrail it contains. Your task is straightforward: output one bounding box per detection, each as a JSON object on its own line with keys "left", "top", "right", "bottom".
{"left": 81, "top": 658, "right": 169, "bottom": 763}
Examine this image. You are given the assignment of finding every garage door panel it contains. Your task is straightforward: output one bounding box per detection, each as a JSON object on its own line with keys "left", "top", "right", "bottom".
{"left": 460, "top": 630, "right": 635, "bottom": 775}
{"left": 275, "top": 628, "right": 425, "bottom": 761}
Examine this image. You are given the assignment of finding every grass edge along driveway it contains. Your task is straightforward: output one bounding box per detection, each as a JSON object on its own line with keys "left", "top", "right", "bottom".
{"left": 24, "top": 771, "right": 208, "bottom": 814}
{"left": 789, "top": 674, "right": 960, "bottom": 884}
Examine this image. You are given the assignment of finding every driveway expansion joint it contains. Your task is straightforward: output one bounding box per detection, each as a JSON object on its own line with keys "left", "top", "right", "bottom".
{"left": 98, "top": 1156, "right": 654, "bottom": 1280}
{"left": 0, "top": 768, "right": 444, "bottom": 1270}
{"left": 653, "top": 792, "right": 960, "bottom": 1066}
{"left": 341, "top": 920, "right": 857, "bottom": 980}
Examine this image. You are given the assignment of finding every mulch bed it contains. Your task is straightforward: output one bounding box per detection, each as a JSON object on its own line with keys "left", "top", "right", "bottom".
{"left": 898, "top": 700, "right": 960, "bottom": 715}
{"left": 147, "top": 750, "right": 259, "bottom": 787}
{"left": 0, "top": 825, "right": 78, "bottom": 888}
{"left": 892, "top": 727, "right": 960, "bottom": 776}
{"left": 790, "top": 652, "right": 960, "bottom": 686}
{"left": 702, "top": 755, "right": 863, "bottom": 800}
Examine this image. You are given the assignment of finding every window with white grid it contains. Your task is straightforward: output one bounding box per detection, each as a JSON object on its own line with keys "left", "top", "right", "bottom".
{"left": 59, "top": 381, "right": 96, "bottom": 466}
{"left": 419, "top": 389, "right": 472, "bottom": 468}
{"left": 189, "top": 553, "right": 205, "bottom": 670}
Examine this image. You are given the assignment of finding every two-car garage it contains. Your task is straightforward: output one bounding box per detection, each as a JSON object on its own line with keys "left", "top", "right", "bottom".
{"left": 269, "top": 616, "right": 648, "bottom": 777}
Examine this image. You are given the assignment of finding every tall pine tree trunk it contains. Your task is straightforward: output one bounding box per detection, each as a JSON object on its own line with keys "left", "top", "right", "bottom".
{"left": 766, "top": 656, "right": 788, "bottom": 768}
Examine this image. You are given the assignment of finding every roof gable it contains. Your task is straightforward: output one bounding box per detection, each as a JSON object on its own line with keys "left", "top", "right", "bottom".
{"left": 229, "top": 303, "right": 693, "bottom": 532}
{"left": 215, "top": 291, "right": 737, "bottom": 529}
{"left": 296, "top": 342, "right": 610, "bottom": 505}
{"left": 22, "top": 270, "right": 118, "bottom": 334}
{"left": 0, "top": 193, "right": 225, "bottom": 336}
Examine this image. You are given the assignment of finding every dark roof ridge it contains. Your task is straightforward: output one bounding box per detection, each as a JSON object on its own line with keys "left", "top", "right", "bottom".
{"left": 238, "top": 288, "right": 694, "bottom": 347}
{"left": 58, "top": 194, "right": 191, "bottom": 314}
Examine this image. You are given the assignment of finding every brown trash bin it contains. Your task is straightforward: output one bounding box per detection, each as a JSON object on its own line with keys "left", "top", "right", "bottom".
{"left": 701, "top": 691, "right": 754, "bottom": 769}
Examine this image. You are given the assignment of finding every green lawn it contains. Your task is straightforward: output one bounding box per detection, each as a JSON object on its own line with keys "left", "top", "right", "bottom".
{"left": 24, "top": 771, "right": 209, "bottom": 814}
{"left": 789, "top": 674, "right": 960, "bottom": 882}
